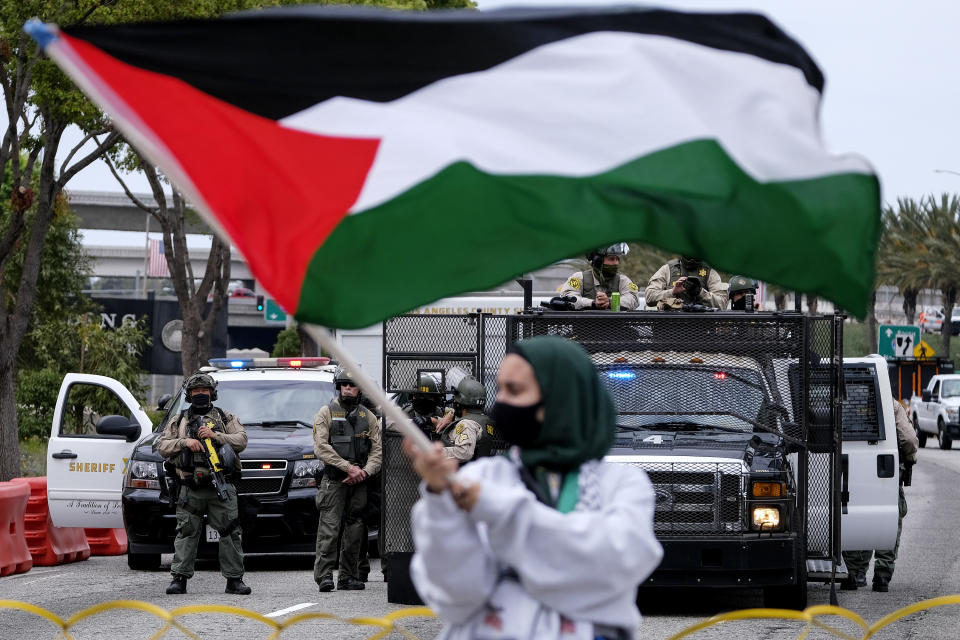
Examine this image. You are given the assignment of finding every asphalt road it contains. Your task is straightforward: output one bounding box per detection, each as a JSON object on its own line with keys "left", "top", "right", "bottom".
{"left": 3, "top": 445, "right": 960, "bottom": 640}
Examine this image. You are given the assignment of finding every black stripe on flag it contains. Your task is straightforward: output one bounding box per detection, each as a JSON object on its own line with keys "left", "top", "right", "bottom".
{"left": 66, "top": 6, "right": 824, "bottom": 121}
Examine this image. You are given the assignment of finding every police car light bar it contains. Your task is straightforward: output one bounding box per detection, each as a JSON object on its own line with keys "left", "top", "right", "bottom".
{"left": 208, "top": 357, "right": 331, "bottom": 369}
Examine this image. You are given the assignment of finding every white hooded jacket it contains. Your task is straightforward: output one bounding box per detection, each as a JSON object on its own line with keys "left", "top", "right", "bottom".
{"left": 410, "top": 453, "right": 663, "bottom": 639}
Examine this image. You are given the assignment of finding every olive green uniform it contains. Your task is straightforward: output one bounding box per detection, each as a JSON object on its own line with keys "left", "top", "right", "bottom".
{"left": 559, "top": 269, "right": 641, "bottom": 310}
{"left": 645, "top": 259, "right": 727, "bottom": 309}
{"left": 312, "top": 399, "right": 382, "bottom": 585}
{"left": 156, "top": 408, "right": 248, "bottom": 579}
{"left": 843, "top": 401, "right": 919, "bottom": 585}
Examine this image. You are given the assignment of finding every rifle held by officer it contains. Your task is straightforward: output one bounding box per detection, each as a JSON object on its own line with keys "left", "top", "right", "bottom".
{"left": 190, "top": 415, "right": 229, "bottom": 501}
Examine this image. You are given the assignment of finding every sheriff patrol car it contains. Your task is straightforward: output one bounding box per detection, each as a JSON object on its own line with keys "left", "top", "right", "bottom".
{"left": 45, "top": 357, "right": 341, "bottom": 569}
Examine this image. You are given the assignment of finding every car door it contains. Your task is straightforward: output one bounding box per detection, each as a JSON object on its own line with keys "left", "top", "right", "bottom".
{"left": 46, "top": 374, "right": 153, "bottom": 527}
{"left": 840, "top": 361, "right": 899, "bottom": 551}
{"left": 922, "top": 380, "right": 941, "bottom": 432}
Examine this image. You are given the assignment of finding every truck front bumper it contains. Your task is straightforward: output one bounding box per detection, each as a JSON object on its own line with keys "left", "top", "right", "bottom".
{"left": 641, "top": 535, "right": 801, "bottom": 589}
{"left": 945, "top": 422, "right": 960, "bottom": 438}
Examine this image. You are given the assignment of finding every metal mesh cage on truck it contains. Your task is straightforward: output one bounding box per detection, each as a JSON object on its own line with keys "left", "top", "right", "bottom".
{"left": 505, "top": 310, "right": 843, "bottom": 562}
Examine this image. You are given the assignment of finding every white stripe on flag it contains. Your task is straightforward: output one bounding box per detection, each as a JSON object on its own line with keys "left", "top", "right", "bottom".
{"left": 281, "top": 32, "right": 871, "bottom": 214}
{"left": 147, "top": 238, "right": 168, "bottom": 277}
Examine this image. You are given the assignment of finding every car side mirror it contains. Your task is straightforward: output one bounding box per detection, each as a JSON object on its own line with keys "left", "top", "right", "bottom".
{"left": 157, "top": 394, "right": 172, "bottom": 411}
{"left": 922, "top": 390, "right": 932, "bottom": 402}
{"left": 96, "top": 415, "right": 141, "bottom": 442}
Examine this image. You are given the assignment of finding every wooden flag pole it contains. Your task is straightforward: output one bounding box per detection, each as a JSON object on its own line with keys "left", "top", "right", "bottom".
{"left": 303, "top": 323, "right": 435, "bottom": 454}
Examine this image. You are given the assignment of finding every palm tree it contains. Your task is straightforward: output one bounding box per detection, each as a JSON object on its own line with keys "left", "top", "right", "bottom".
{"left": 884, "top": 195, "right": 960, "bottom": 358}
{"left": 878, "top": 200, "right": 925, "bottom": 325}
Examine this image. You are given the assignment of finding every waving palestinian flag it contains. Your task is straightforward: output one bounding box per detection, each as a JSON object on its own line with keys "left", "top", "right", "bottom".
{"left": 27, "top": 7, "right": 879, "bottom": 327}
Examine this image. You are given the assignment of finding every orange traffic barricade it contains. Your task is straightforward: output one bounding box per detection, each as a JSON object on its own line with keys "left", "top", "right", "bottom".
{"left": 11, "top": 477, "right": 90, "bottom": 566}
{"left": 84, "top": 527, "right": 128, "bottom": 555}
{"left": 0, "top": 481, "right": 33, "bottom": 576}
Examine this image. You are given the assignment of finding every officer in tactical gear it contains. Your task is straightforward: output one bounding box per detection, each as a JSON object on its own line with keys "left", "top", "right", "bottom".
{"left": 431, "top": 376, "right": 491, "bottom": 462}
{"left": 645, "top": 255, "right": 727, "bottom": 309}
{"left": 156, "top": 372, "right": 250, "bottom": 596}
{"left": 727, "top": 276, "right": 760, "bottom": 311}
{"left": 312, "top": 366, "right": 382, "bottom": 592}
{"left": 559, "top": 243, "right": 641, "bottom": 310}
{"left": 388, "top": 372, "right": 448, "bottom": 438}
{"left": 841, "top": 399, "right": 918, "bottom": 592}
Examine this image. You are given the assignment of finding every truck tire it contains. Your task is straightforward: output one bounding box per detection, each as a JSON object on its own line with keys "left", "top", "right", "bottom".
{"left": 762, "top": 557, "right": 808, "bottom": 610}
{"left": 915, "top": 415, "right": 927, "bottom": 448}
{"left": 127, "top": 552, "right": 161, "bottom": 571}
{"left": 938, "top": 418, "right": 953, "bottom": 450}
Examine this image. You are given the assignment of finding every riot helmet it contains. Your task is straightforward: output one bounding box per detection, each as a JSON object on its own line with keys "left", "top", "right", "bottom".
{"left": 586, "top": 242, "right": 629, "bottom": 274}
{"left": 728, "top": 276, "right": 758, "bottom": 310}
{"left": 334, "top": 366, "right": 361, "bottom": 405}
{"left": 412, "top": 371, "right": 442, "bottom": 416}
{"left": 185, "top": 372, "right": 218, "bottom": 401}
{"left": 453, "top": 376, "right": 487, "bottom": 411}
{"left": 218, "top": 443, "right": 238, "bottom": 472}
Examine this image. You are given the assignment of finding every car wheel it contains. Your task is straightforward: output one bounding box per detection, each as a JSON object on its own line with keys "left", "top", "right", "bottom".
{"left": 938, "top": 418, "right": 953, "bottom": 450}
{"left": 127, "top": 552, "right": 161, "bottom": 571}
{"left": 915, "top": 415, "right": 927, "bottom": 448}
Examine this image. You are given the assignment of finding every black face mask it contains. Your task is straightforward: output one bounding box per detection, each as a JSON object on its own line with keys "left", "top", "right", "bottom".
{"left": 600, "top": 263, "right": 618, "bottom": 279}
{"left": 413, "top": 398, "right": 436, "bottom": 415}
{"left": 339, "top": 392, "right": 359, "bottom": 406}
{"left": 492, "top": 400, "right": 543, "bottom": 449}
{"left": 731, "top": 296, "right": 747, "bottom": 311}
{"left": 190, "top": 393, "right": 211, "bottom": 411}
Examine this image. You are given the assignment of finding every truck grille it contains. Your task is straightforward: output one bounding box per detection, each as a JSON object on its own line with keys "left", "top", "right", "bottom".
{"left": 237, "top": 477, "right": 284, "bottom": 495}
{"left": 632, "top": 462, "right": 744, "bottom": 536}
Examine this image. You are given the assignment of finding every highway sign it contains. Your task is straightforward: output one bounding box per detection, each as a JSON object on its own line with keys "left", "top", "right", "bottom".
{"left": 878, "top": 324, "right": 920, "bottom": 358}
{"left": 264, "top": 299, "right": 287, "bottom": 324}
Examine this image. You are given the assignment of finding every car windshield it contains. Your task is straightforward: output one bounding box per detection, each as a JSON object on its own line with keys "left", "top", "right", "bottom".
{"left": 942, "top": 380, "right": 960, "bottom": 399}
{"left": 604, "top": 365, "right": 767, "bottom": 433}
{"left": 162, "top": 379, "right": 335, "bottom": 429}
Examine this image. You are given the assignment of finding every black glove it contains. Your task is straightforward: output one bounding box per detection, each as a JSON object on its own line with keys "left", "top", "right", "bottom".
{"left": 412, "top": 415, "right": 433, "bottom": 429}
{"left": 901, "top": 461, "right": 914, "bottom": 487}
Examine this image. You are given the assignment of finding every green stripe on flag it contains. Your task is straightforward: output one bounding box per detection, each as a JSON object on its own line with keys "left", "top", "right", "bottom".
{"left": 298, "top": 138, "right": 879, "bottom": 328}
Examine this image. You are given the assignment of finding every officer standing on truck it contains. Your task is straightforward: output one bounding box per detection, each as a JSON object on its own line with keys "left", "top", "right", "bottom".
{"left": 645, "top": 256, "right": 727, "bottom": 309}
{"left": 727, "top": 276, "right": 760, "bottom": 311}
{"left": 431, "top": 376, "right": 491, "bottom": 462}
{"left": 156, "top": 372, "right": 250, "bottom": 596}
{"left": 559, "top": 243, "right": 641, "bottom": 310}
{"left": 313, "top": 366, "right": 382, "bottom": 592}
{"left": 841, "top": 399, "right": 918, "bottom": 592}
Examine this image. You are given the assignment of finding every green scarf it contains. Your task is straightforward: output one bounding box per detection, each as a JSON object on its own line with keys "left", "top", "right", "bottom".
{"left": 512, "top": 336, "right": 616, "bottom": 471}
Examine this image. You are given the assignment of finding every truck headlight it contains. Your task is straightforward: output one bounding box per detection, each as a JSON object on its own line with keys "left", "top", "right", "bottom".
{"left": 291, "top": 459, "right": 321, "bottom": 488}
{"left": 948, "top": 408, "right": 959, "bottom": 422}
{"left": 126, "top": 460, "right": 160, "bottom": 490}
{"left": 751, "top": 506, "right": 782, "bottom": 531}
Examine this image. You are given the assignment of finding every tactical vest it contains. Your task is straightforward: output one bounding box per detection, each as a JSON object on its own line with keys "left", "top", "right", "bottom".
{"left": 328, "top": 398, "right": 371, "bottom": 466}
{"left": 172, "top": 407, "right": 238, "bottom": 480}
{"left": 463, "top": 410, "right": 497, "bottom": 459}
{"left": 581, "top": 269, "right": 625, "bottom": 301}
{"left": 667, "top": 258, "right": 710, "bottom": 303}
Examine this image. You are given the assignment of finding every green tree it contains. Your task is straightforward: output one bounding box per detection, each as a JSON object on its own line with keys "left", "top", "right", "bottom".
{"left": 271, "top": 327, "right": 302, "bottom": 357}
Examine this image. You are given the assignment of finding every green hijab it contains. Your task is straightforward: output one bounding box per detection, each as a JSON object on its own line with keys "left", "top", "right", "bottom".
{"left": 512, "top": 336, "right": 616, "bottom": 471}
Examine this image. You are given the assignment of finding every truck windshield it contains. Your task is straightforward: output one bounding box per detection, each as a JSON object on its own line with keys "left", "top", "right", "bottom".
{"left": 942, "top": 380, "right": 960, "bottom": 398}
{"left": 162, "top": 379, "right": 335, "bottom": 429}
{"left": 605, "top": 365, "right": 767, "bottom": 432}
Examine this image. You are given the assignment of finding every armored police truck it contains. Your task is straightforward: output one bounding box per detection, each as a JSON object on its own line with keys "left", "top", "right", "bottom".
{"left": 380, "top": 310, "right": 900, "bottom": 609}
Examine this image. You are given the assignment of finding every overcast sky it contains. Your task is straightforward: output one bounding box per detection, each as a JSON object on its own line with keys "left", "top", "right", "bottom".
{"left": 54, "top": 0, "right": 960, "bottom": 204}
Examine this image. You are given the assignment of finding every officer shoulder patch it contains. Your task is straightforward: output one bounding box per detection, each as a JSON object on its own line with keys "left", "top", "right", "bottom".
{"left": 627, "top": 282, "right": 639, "bottom": 292}
{"left": 456, "top": 433, "right": 469, "bottom": 445}
{"left": 567, "top": 277, "right": 581, "bottom": 290}
{"left": 487, "top": 424, "right": 495, "bottom": 435}
{"left": 455, "top": 423, "right": 464, "bottom": 434}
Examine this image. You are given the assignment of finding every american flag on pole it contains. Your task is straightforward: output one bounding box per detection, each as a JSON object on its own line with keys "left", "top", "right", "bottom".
{"left": 147, "top": 238, "right": 168, "bottom": 277}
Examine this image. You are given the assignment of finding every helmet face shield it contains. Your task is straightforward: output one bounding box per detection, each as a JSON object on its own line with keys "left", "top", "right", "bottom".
{"left": 601, "top": 242, "right": 629, "bottom": 257}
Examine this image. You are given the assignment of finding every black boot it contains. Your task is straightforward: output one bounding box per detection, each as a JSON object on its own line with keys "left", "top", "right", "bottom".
{"left": 872, "top": 576, "right": 889, "bottom": 592}
{"left": 338, "top": 577, "right": 365, "bottom": 590}
{"left": 839, "top": 575, "right": 858, "bottom": 591}
{"left": 166, "top": 575, "right": 187, "bottom": 595}
{"left": 225, "top": 578, "right": 252, "bottom": 595}
{"left": 317, "top": 574, "right": 335, "bottom": 592}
